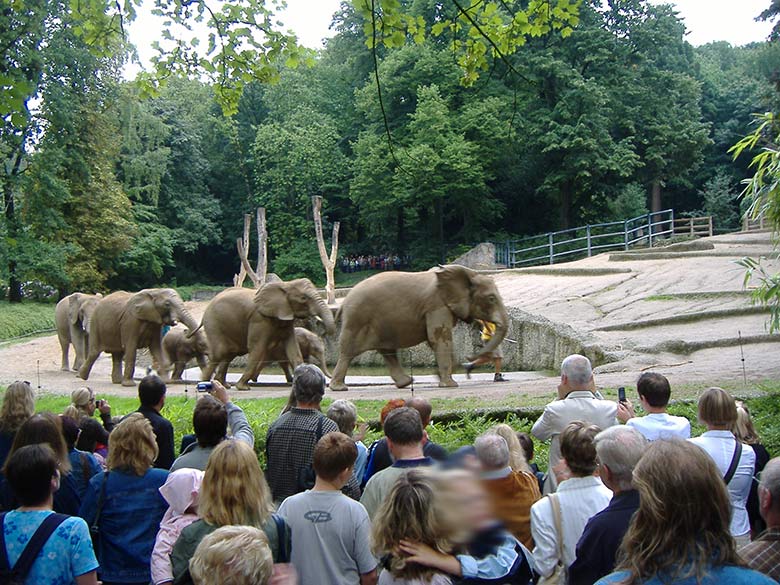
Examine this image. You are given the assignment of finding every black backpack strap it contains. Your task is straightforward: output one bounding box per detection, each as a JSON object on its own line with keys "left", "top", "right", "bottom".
{"left": 724, "top": 440, "right": 743, "bottom": 485}
{"left": 272, "top": 513, "right": 289, "bottom": 563}
{"left": 4, "top": 513, "right": 68, "bottom": 579}
{"left": 315, "top": 414, "right": 325, "bottom": 442}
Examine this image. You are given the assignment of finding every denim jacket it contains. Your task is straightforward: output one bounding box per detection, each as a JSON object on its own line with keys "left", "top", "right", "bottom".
{"left": 78, "top": 467, "right": 169, "bottom": 583}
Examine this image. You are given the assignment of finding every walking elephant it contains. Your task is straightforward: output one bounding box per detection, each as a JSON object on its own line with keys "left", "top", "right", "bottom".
{"left": 252, "top": 327, "right": 332, "bottom": 383}
{"left": 162, "top": 326, "right": 209, "bottom": 381}
{"left": 330, "top": 265, "right": 509, "bottom": 392}
{"left": 55, "top": 292, "right": 103, "bottom": 371}
{"left": 201, "top": 279, "right": 336, "bottom": 391}
{"left": 78, "top": 288, "right": 203, "bottom": 386}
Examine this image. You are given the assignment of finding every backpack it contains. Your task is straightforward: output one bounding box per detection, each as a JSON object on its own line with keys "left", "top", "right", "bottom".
{"left": 0, "top": 512, "right": 69, "bottom": 585}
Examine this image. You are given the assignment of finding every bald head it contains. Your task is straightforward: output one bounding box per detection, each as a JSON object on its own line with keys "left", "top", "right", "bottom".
{"left": 405, "top": 397, "right": 432, "bottom": 427}
{"left": 561, "top": 354, "right": 593, "bottom": 390}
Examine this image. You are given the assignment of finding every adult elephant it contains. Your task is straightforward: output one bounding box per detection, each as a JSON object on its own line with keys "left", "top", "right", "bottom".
{"left": 78, "top": 288, "right": 202, "bottom": 386}
{"left": 201, "top": 279, "right": 335, "bottom": 391}
{"left": 55, "top": 292, "right": 103, "bottom": 371}
{"left": 330, "top": 265, "right": 509, "bottom": 392}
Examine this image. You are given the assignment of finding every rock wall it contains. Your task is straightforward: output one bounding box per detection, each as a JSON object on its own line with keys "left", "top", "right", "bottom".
{"left": 452, "top": 243, "right": 499, "bottom": 271}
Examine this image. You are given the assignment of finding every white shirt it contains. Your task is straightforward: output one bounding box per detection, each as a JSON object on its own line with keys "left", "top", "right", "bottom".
{"left": 626, "top": 412, "right": 691, "bottom": 441}
{"left": 530, "top": 475, "right": 612, "bottom": 579}
{"left": 689, "top": 430, "right": 755, "bottom": 537}
{"left": 531, "top": 391, "right": 618, "bottom": 493}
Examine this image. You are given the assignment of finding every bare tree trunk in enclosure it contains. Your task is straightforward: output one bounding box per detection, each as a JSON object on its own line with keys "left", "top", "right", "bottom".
{"left": 3, "top": 151, "right": 24, "bottom": 302}
{"left": 312, "top": 196, "right": 339, "bottom": 305}
{"left": 651, "top": 180, "right": 662, "bottom": 213}
{"left": 233, "top": 208, "right": 267, "bottom": 288}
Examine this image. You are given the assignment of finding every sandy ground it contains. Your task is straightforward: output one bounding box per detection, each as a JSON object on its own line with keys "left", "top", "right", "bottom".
{"left": 2, "top": 231, "right": 779, "bottom": 403}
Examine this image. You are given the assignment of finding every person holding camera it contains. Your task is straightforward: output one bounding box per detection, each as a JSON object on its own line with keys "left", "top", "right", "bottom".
{"left": 170, "top": 380, "right": 254, "bottom": 472}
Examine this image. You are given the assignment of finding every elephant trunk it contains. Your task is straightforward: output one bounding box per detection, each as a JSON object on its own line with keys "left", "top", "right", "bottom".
{"left": 314, "top": 294, "right": 337, "bottom": 337}
{"left": 473, "top": 306, "right": 509, "bottom": 360}
{"left": 177, "top": 305, "right": 201, "bottom": 335}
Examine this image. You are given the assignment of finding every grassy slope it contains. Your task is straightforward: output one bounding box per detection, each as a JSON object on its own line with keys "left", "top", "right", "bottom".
{"left": 0, "top": 301, "right": 57, "bottom": 341}
{"left": 23, "top": 382, "right": 780, "bottom": 469}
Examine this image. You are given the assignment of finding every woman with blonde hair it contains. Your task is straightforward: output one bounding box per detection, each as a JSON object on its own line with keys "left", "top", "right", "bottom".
{"left": 189, "top": 526, "right": 275, "bottom": 585}
{"left": 596, "top": 440, "right": 774, "bottom": 585}
{"left": 491, "top": 424, "right": 531, "bottom": 473}
{"left": 64, "top": 387, "right": 114, "bottom": 442}
{"left": 733, "top": 401, "right": 771, "bottom": 535}
{"left": 0, "top": 380, "right": 35, "bottom": 467}
{"left": 372, "top": 469, "right": 455, "bottom": 584}
{"left": 79, "top": 413, "right": 169, "bottom": 585}
{"left": 171, "top": 440, "right": 290, "bottom": 585}
{"left": 689, "top": 387, "right": 755, "bottom": 545}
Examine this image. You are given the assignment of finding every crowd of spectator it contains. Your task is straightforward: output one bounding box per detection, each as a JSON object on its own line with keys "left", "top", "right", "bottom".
{"left": 0, "top": 357, "right": 779, "bottom": 585}
{"left": 340, "top": 255, "right": 410, "bottom": 273}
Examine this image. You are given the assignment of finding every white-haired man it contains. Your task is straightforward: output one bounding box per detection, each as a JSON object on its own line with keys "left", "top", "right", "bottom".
{"left": 568, "top": 426, "right": 647, "bottom": 585}
{"left": 531, "top": 354, "right": 617, "bottom": 493}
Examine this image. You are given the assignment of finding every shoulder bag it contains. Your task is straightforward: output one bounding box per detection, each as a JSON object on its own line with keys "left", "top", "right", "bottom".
{"left": 537, "top": 493, "right": 566, "bottom": 585}
{"left": 723, "top": 440, "right": 743, "bottom": 485}
{"left": 0, "top": 512, "right": 68, "bottom": 585}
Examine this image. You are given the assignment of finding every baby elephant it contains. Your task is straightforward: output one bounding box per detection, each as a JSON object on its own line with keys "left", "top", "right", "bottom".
{"left": 162, "top": 326, "right": 209, "bottom": 380}
{"left": 253, "top": 327, "right": 332, "bottom": 383}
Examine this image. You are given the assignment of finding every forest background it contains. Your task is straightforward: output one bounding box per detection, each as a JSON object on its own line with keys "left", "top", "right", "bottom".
{"left": 2, "top": 0, "right": 780, "bottom": 299}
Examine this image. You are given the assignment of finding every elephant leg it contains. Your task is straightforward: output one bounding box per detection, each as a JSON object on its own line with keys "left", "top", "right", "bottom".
{"left": 59, "top": 337, "right": 70, "bottom": 372}
{"left": 330, "top": 352, "right": 354, "bottom": 392}
{"left": 313, "top": 349, "right": 332, "bottom": 378}
{"left": 111, "top": 352, "right": 124, "bottom": 385}
{"left": 426, "top": 316, "right": 458, "bottom": 388}
{"left": 280, "top": 361, "right": 293, "bottom": 384}
{"left": 216, "top": 359, "right": 231, "bottom": 388}
{"left": 149, "top": 336, "right": 169, "bottom": 381}
{"left": 196, "top": 355, "right": 208, "bottom": 380}
{"left": 78, "top": 349, "right": 101, "bottom": 381}
{"left": 383, "top": 351, "right": 413, "bottom": 389}
{"left": 172, "top": 361, "right": 185, "bottom": 380}
{"left": 121, "top": 344, "right": 138, "bottom": 386}
{"left": 237, "top": 346, "right": 268, "bottom": 391}
{"left": 72, "top": 329, "right": 86, "bottom": 371}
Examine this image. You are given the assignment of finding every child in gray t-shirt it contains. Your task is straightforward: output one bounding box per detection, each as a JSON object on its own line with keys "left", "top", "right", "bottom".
{"left": 278, "top": 432, "right": 378, "bottom": 585}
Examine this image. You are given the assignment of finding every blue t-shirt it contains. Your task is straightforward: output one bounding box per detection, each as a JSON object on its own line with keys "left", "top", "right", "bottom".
{"left": 2, "top": 510, "right": 99, "bottom": 584}
{"left": 596, "top": 566, "right": 775, "bottom": 585}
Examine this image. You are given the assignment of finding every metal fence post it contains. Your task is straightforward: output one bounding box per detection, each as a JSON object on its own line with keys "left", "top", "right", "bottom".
{"left": 624, "top": 220, "right": 629, "bottom": 250}
{"left": 586, "top": 225, "right": 592, "bottom": 257}
{"left": 548, "top": 233, "right": 554, "bottom": 265}
{"left": 647, "top": 213, "right": 653, "bottom": 247}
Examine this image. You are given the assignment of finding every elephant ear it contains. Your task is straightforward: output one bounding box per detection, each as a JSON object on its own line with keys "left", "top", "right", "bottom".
{"left": 128, "top": 290, "right": 163, "bottom": 324}
{"left": 435, "top": 265, "right": 475, "bottom": 320}
{"left": 69, "top": 295, "right": 82, "bottom": 326}
{"left": 255, "top": 282, "right": 295, "bottom": 321}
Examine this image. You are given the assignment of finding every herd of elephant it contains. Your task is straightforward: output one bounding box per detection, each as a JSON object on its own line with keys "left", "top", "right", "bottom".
{"left": 56, "top": 265, "right": 510, "bottom": 392}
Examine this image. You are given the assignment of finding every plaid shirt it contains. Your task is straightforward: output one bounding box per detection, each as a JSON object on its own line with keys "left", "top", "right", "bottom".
{"left": 740, "top": 527, "right": 780, "bottom": 581}
{"left": 265, "top": 408, "right": 361, "bottom": 503}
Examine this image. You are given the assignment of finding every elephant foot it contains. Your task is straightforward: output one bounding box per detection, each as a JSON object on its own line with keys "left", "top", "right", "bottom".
{"left": 61, "top": 366, "right": 70, "bottom": 372}
{"left": 329, "top": 381, "right": 349, "bottom": 392}
{"left": 438, "top": 379, "right": 459, "bottom": 388}
{"left": 234, "top": 383, "right": 251, "bottom": 391}
{"left": 121, "top": 379, "right": 136, "bottom": 387}
{"left": 78, "top": 370, "right": 90, "bottom": 381}
{"left": 394, "top": 375, "right": 413, "bottom": 389}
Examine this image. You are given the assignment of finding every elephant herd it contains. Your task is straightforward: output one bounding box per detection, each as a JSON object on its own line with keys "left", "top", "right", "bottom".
{"left": 56, "top": 265, "right": 509, "bottom": 392}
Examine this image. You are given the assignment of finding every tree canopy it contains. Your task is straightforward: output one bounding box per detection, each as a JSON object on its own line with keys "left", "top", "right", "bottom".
{"left": 2, "top": 0, "right": 779, "bottom": 298}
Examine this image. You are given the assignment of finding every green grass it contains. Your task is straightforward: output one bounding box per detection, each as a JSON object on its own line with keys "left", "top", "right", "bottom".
{"left": 21, "top": 383, "right": 780, "bottom": 471}
{"left": 0, "top": 300, "right": 57, "bottom": 342}
{"left": 335, "top": 270, "right": 383, "bottom": 288}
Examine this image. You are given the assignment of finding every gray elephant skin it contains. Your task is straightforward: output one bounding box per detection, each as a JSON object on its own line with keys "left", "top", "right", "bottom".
{"left": 55, "top": 292, "right": 103, "bottom": 371}
{"left": 201, "top": 279, "right": 335, "bottom": 391}
{"left": 78, "top": 288, "right": 203, "bottom": 386}
{"left": 163, "top": 326, "right": 209, "bottom": 381}
{"left": 253, "top": 326, "right": 332, "bottom": 382}
{"left": 330, "top": 264, "right": 508, "bottom": 391}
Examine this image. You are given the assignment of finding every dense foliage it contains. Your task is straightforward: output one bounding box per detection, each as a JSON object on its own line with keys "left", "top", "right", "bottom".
{"left": 2, "top": 0, "right": 779, "bottom": 296}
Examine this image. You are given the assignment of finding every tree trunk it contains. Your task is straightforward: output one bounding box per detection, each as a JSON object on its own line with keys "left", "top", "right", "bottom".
{"left": 312, "top": 196, "right": 339, "bottom": 305}
{"left": 396, "top": 208, "right": 405, "bottom": 256}
{"left": 559, "top": 184, "right": 572, "bottom": 230}
{"left": 3, "top": 152, "right": 24, "bottom": 303}
{"left": 255, "top": 207, "right": 267, "bottom": 285}
{"left": 234, "top": 208, "right": 266, "bottom": 288}
{"left": 651, "top": 180, "right": 662, "bottom": 213}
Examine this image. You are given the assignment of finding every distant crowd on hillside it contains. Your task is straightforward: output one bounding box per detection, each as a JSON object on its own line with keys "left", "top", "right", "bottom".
{"left": 0, "top": 358, "right": 779, "bottom": 585}
{"left": 340, "top": 254, "right": 411, "bottom": 273}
